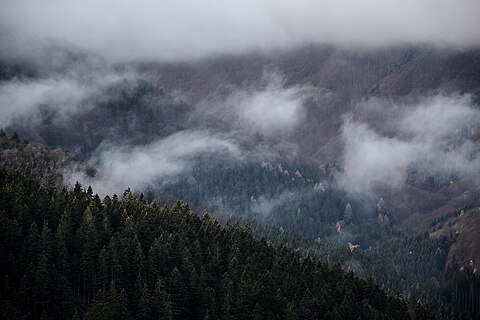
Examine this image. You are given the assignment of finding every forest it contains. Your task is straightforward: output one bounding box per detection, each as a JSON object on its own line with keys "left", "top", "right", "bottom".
{"left": 0, "top": 4, "right": 479, "bottom": 317}
{"left": 1, "top": 132, "right": 480, "bottom": 319}
{"left": 0, "top": 161, "right": 436, "bottom": 319}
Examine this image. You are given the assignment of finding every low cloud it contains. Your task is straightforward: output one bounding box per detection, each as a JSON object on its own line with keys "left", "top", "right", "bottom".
{"left": 224, "top": 70, "right": 316, "bottom": 136}
{"left": 1, "top": 0, "right": 479, "bottom": 63}
{"left": 67, "top": 130, "right": 240, "bottom": 196}
{"left": 0, "top": 69, "right": 136, "bottom": 128}
{"left": 339, "top": 119, "right": 417, "bottom": 193}
{"left": 250, "top": 190, "right": 307, "bottom": 222}
{"left": 190, "top": 70, "right": 318, "bottom": 161}
{"left": 251, "top": 192, "right": 295, "bottom": 221}
{"left": 338, "top": 95, "right": 480, "bottom": 194}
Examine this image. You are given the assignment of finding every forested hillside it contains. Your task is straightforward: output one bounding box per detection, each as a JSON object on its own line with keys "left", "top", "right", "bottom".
{"left": 0, "top": 163, "right": 435, "bottom": 320}
{"left": 3, "top": 46, "right": 479, "bottom": 239}
{"left": 2, "top": 1, "right": 480, "bottom": 319}
{"left": 247, "top": 221, "right": 480, "bottom": 319}
{"left": 2, "top": 133, "right": 480, "bottom": 319}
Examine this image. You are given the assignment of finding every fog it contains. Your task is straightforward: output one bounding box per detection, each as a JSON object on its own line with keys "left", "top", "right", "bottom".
{"left": 338, "top": 95, "right": 480, "bottom": 194}
{"left": 198, "top": 70, "right": 317, "bottom": 138}
{"left": 67, "top": 130, "right": 240, "bottom": 196}
{"left": 1, "top": 0, "right": 479, "bottom": 62}
{"left": 230, "top": 70, "right": 316, "bottom": 135}
{"left": 62, "top": 68, "right": 315, "bottom": 195}
{"left": 1, "top": 0, "right": 479, "bottom": 204}
{"left": 0, "top": 68, "right": 136, "bottom": 128}
{"left": 251, "top": 191, "right": 296, "bottom": 221}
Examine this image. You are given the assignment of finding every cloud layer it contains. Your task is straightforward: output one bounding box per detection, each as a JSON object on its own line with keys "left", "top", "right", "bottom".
{"left": 1, "top": 0, "right": 479, "bottom": 62}
{"left": 338, "top": 95, "right": 480, "bottom": 194}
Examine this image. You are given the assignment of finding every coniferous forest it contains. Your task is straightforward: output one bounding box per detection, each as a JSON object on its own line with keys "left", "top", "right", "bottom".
{"left": 0, "top": 163, "right": 434, "bottom": 320}
{"left": 1, "top": 2, "right": 480, "bottom": 319}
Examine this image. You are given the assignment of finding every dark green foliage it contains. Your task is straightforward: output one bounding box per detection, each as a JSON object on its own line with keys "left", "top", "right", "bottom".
{"left": 0, "top": 165, "right": 429, "bottom": 319}
{"left": 443, "top": 267, "right": 480, "bottom": 316}
{"left": 246, "top": 220, "right": 480, "bottom": 320}
{"left": 162, "top": 159, "right": 376, "bottom": 241}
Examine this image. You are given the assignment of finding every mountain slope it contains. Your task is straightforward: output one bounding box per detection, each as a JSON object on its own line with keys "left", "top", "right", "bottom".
{"left": 0, "top": 164, "right": 432, "bottom": 320}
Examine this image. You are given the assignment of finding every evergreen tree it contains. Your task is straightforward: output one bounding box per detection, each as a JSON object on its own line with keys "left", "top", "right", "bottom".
{"left": 154, "top": 278, "right": 173, "bottom": 320}
{"left": 136, "top": 282, "right": 153, "bottom": 320}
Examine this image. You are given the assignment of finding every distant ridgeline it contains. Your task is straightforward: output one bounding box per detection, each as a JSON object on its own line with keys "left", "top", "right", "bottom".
{"left": 0, "top": 164, "right": 433, "bottom": 320}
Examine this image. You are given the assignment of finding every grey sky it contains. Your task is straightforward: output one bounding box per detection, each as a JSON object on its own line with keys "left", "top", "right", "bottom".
{"left": 1, "top": 0, "right": 479, "bottom": 62}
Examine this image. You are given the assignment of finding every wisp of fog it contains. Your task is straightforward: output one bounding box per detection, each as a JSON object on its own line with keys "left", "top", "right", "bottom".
{"left": 67, "top": 130, "right": 240, "bottom": 196}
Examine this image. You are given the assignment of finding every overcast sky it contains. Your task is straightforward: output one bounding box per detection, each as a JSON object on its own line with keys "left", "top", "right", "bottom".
{"left": 1, "top": 0, "right": 479, "bottom": 62}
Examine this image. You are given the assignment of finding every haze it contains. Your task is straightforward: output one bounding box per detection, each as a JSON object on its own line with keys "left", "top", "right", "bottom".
{"left": 1, "top": 0, "right": 479, "bottom": 62}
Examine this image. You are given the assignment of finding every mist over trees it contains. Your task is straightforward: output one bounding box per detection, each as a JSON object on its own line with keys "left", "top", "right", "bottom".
{"left": 1, "top": 0, "right": 480, "bottom": 318}
{"left": 0, "top": 162, "right": 436, "bottom": 320}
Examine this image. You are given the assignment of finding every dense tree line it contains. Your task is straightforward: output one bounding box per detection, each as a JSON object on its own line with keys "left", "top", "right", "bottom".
{"left": 244, "top": 220, "right": 480, "bottom": 319}
{"left": 162, "top": 159, "right": 378, "bottom": 242}
{"left": 444, "top": 267, "right": 480, "bottom": 316}
{"left": 0, "top": 165, "right": 433, "bottom": 319}
{"left": 158, "top": 157, "right": 480, "bottom": 318}
{"left": 1, "top": 132, "right": 477, "bottom": 319}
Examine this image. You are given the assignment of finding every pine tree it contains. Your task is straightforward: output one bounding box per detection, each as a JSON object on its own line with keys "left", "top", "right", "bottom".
{"left": 343, "top": 202, "right": 352, "bottom": 223}
{"left": 108, "top": 282, "right": 130, "bottom": 320}
{"left": 98, "top": 246, "right": 109, "bottom": 291}
{"left": 136, "top": 283, "right": 153, "bottom": 320}
{"left": 221, "top": 293, "right": 235, "bottom": 320}
{"left": 34, "top": 254, "right": 51, "bottom": 310}
{"left": 133, "top": 273, "right": 145, "bottom": 311}
{"left": 154, "top": 278, "right": 173, "bottom": 320}
{"left": 167, "top": 267, "right": 188, "bottom": 318}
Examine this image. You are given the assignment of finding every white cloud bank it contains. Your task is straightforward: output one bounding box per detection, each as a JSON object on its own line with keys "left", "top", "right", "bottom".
{"left": 1, "top": 0, "right": 479, "bottom": 62}
{"left": 338, "top": 95, "right": 480, "bottom": 194}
